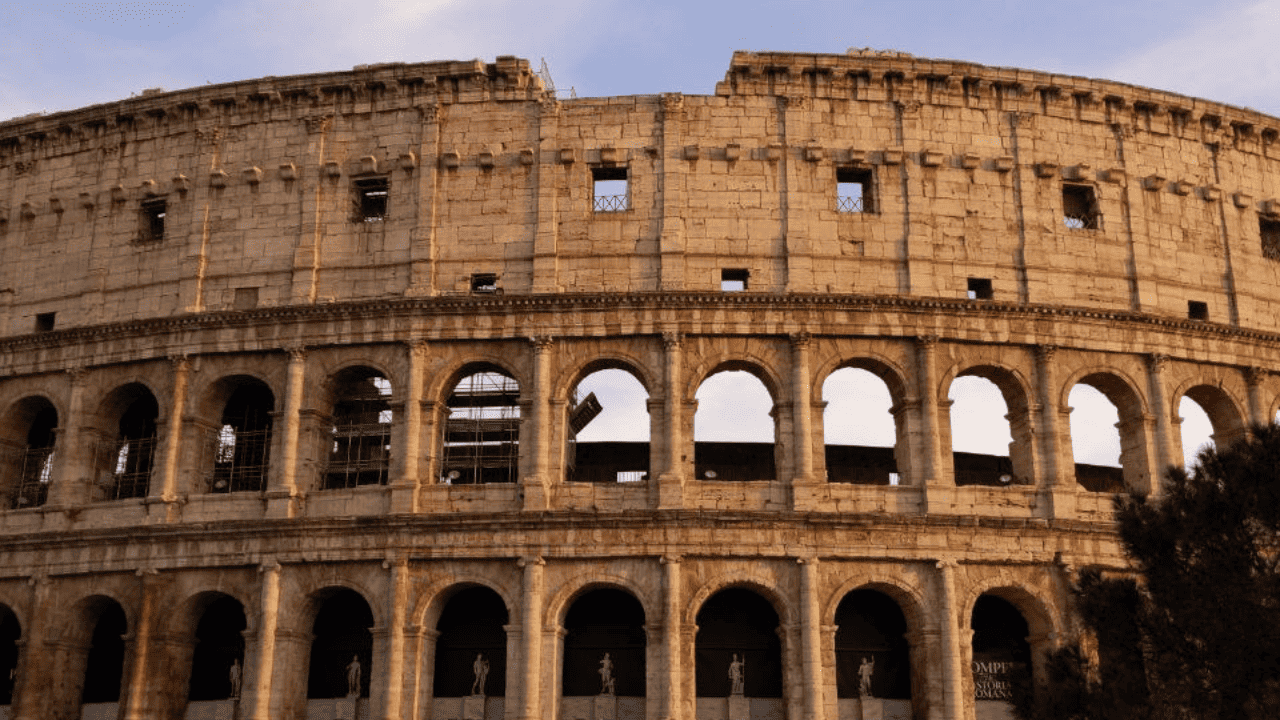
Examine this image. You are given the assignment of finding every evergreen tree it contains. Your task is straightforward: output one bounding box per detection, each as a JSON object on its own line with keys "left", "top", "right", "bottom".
{"left": 1018, "top": 423, "right": 1280, "bottom": 720}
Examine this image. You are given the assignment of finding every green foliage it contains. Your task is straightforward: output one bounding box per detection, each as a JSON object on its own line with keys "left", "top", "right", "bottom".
{"left": 1018, "top": 423, "right": 1280, "bottom": 720}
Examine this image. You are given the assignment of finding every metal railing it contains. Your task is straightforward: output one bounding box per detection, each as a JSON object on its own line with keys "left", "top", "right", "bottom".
{"left": 837, "top": 194, "right": 866, "bottom": 213}
{"left": 593, "top": 194, "right": 628, "bottom": 213}
{"left": 106, "top": 436, "right": 156, "bottom": 500}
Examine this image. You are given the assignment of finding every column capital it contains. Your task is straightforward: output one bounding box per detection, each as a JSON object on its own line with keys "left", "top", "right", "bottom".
{"left": 662, "top": 331, "right": 683, "bottom": 350}
{"left": 284, "top": 346, "right": 306, "bottom": 363}
{"left": 915, "top": 334, "right": 940, "bottom": 349}
{"left": 1146, "top": 353, "right": 1170, "bottom": 372}
{"left": 65, "top": 365, "right": 88, "bottom": 386}
{"left": 405, "top": 339, "right": 428, "bottom": 358}
{"left": 1245, "top": 365, "right": 1268, "bottom": 387}
{"left": 169, "top": 354, "right": 193, "bottom": 372}
{"left": 660, "top": 554, "right": 682, "bottom": 565}
{"left": 935, "top": 558, "right": 959, "bottom": 571}
{"left": 528, "top": 336, "right": 555, "bottom": 353}
{"left": 517, "top": 555, "right": 546, "bottom": 568}
{"left": 1036, "top": 344, "right": 1059, "bottom": 363}
{"left": 789, "top": 331, "right": 812, "bottom": 349}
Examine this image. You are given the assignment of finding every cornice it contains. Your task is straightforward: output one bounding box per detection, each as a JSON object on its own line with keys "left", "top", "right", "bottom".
{"left": 1, "top": 292, "right": 1277, "bottom": 358}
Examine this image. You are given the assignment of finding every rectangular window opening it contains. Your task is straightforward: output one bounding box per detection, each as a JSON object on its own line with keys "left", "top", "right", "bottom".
{"left": 233, "top": 287, "right": 259, "bottom": 310}
{"left": 592, "top": 166, "right": 629, "bottom": 213}
{"left": 967, "top": 277, "right": 994, "bottom": 300}
{"left": 836, "top": 166, "right": 874, "bottom": 213}
{"left": 34, "top": 312, "right": 55, "bottom": 333}
{"left": 470, "top": 273, "right": 499, "bottom": 293}
{"left": 1261, "top": 217, "right": 1280, "bottom": 260}
{"left": 721, "top": 268, "right": 749, "bottom": 292}
{"left": 354, "top": 177, "right": 389, "bottom": 222}
{"left": 1063, "top": 184, "right": 1099, "bottom": 230}
{"left": 1188, "top": 300, "right": 1208, "bottom": 321}
{"left": 139, "top": 198, "right": 166, "bottom": 243}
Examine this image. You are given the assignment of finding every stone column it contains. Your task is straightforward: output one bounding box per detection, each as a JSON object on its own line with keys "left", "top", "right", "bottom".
{"left": 532, "top": 99, "right": 562, "bottom": 294}
{"left": 798, "top": 558, "right": 825, "bottom": 720}
{"left": 49, "top": 368, "right": 88, "bottom": 507}
{"left": 407, "top": 105, "right": 439, "bottom": 295}
{"left": 522, "top": 338, "right": 554, "bottom": 510}
{"left": 121, "top": 569, "right": 160, "bottom": 720}
{"left": 245, "top": 560, "right": 282, "bottom": 720}
{"left": 267, "top": 348, "right": 306, "bottom": 518}
{"left": 376, "top": 557, "right": 409, "bottom": 720}
{"left": 1145, "top": 353, "right": 1178, "bottom": 493}
{"left": 790, "top": 334, "right": 817, "bottom": 509}
{"left": 11, "top": 574, "right": 49, "bottom": 720}
{"left": 1245, "top": 366, "right": 1269, "bottom": 427}
{"left": 660, "top": 555, "right": 683, "bottom": 720}
{"left": 935, "top": 560, "right": 965, "bottom": 720}
{"left": 518, "top": 556, "right": 545, "bottom": 720}
{"left": 1035, "top": 345, "right": 1076, "bottom": 519}
{"left": 657, "top": 333, "right": 685, "bottom": 509}
{"left": 658, "top": 94, "right": 687, "bottom": 291}
{"left": 154, "top": 356, "right": 191, "bottom": 522}
{"left": 915, "top": 336, "right": 950, "bottom": 511}
{"left": 390, "top": 341, "right": 426, "bottom": 512}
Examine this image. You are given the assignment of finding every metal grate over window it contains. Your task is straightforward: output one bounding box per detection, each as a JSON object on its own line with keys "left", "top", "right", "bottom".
{"left": 324, "top": 374, "right": 393, "bottom": 489}
{"left": 837, "top": 167, "right": 874, "bottom": 213}
{"left": 592, "top": 166, "right": 629, "bottom": 213}
{"left": 441, "top": 372, "right": 520, "bottom": 484}
{"left": 1063, "top": 184, "right": 1100, "bottom": 230}
{"left": 209, "top": 387, "right": 272, "bottom": 493}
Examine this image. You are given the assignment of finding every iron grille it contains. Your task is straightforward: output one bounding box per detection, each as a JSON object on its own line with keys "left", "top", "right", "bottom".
{"left": 836, "top": 194, "right": 865, "bottom": 213}
{"left": 210, "top": 426, "right": 271, "bottom": 493}
{"left": 11, "top": 447, "right": 53, "bottom": 509}
{"left": 593, "top": 194, "right": 628, "bottom": 212}
{"left": 106, "top": 436, "right": 156, "bottom": 500}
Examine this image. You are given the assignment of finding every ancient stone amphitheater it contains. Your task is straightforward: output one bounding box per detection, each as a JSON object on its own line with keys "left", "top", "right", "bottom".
{"left": 0, "top": 48, "right": 1274, "bottom": 720}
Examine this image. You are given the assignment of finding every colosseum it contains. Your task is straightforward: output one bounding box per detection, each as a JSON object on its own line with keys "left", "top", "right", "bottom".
{"left": 0, "top": 48, "right": 1274, "bottom": 720}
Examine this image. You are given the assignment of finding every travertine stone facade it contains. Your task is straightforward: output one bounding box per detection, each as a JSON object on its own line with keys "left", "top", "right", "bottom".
{"left": 0, "top": 50, "right": 1276, "bottom": 720}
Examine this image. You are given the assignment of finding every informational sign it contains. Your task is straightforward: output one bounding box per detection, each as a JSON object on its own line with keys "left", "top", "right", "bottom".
{"left": 972, "top": 660, "right": 1021, "bottom": 700}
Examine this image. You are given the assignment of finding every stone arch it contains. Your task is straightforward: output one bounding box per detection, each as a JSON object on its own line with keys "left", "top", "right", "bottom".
{"left": 85, "top": 382, "right": 161, "bottom": 501}
{"left": 304, "top": 585, "right": 376, "bottom": 699}
{"left": 319, "top": 365, "right": 395, "bottom": 489}
{"left": 0, "top": 395, "right": 59, "bottom": 509}
{"left": 942, "top": 362, "right": 1034, "bottom": 486}
{"left": 555, "top": 354, "right": 655, "bottom": 402}
{"left": 54, "top": 593, "right": 130, "bottom": 715}
{"left": 314, "top": 355, "right": 399, "bottom": 396}
{"left": 1060, "top": 368, "right": 1151, "bottom": 493}
{"left": 818, "top": 357, "right": 909, "bottom": 485}
{"left": 691, "top": 360, "right": 781, "bottom": 482}
{"left": 190, "top": 371, "right": 279, "bottom": 421}
{"left": 425, "top": 356, "right": 528, "bottom": 405}
{"left": 546, "top": 573, "right": 654, "bottom": 630}
{"left": 684, "top": 573, "right": 794, "bottom": 630}
{"left": 692, "top": 583, "right": 786, "bottom": 699}
{"left": 684, "top": 356, "right": 785, "bottom": 406}
{"left": 437, "top": 362, "right": 523, "bottom": 485}
{"left": 959, "top": 575, "right": 1061, "bottom": 644}
{"left": 1173, "top": 380, "right": 1249, "bottom": 456}
{"left": 200, "top": 375, "right": 276, "bottom": 494}
{"left": 558, "top": 585, "right": 648, "bottom": 698}
{"left": 429, "top": 582, "right": 511, "bottom": 699}
{"left": 172, "top": 590, "right": 248, "bottom": 703}
{"left": 563, "top": 361, "right": 653, "bottom": 483}
{"left": 821, "top": 574, "right": 928, "bottom": 636}
{"left": 415, "top": 576, "right": 517, "bottom": 633}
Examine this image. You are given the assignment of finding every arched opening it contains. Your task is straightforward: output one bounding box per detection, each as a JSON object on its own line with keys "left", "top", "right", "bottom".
{"left": 567, "top": 368, "right": 650, "bottom": 483}
{"left": 823, "top": 367, "right": 900, "bottom": 485}
{"left": 0, "top": 397, "right": 57, "bottom": 509}
{"left": 562, "top": 588, "right": 646, "bottom": 699}
{"left": 210, "top": 379, "right": 274, "bottom": 493}
{"left": 835, "top": 589, "right": 911, "bottom": 703}
{"left": 695, "top": 588, "right": 782, "bottom": 700}
{"left": 80, "top": 601, "right": 127, "bottom": 706}
{"left": 1178, "top": 385, "right": 1246, "bottom": 471}
{"left": 94, "top": 386, "right": 159, "bottom": 501}
{"left": 0, "top": 605, "right": 20, "bottom": 706}
{"left": 440, "top": 369, "right": 520, "bottom": 484}
{"left": 948, "top": 372, "right": 1026, "bottom": 487}
{"left": 694, "top": 369, "right": 776, "bottom": 482}
{"left": 187, "top": 595, "right": 247, "bottom": 701}
{"left": 433, "top": 586, "right": 508, "bottom": 698}
{"left": 307, "top": 589, "right": 373, "bottom": 700}
{"left": 1067, "top": 384, "right": 1124, "bottom": 492}
{"left": 323, "top": 368, "right": 393, "bottom": 489}
{"left": 970, "top": 595, "right": 1031, "bottom": 712}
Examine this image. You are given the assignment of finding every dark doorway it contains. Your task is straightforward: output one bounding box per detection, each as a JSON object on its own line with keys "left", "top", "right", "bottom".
{"left": 433, "top": 587, "right": 508, "bottom": 697}
{"left": 695, "top": 588, "right": 782, "bottom": 698}
{"left": 81, "top": 602, "right": 127, "bottom": 703}
{"left": 187, "top": 595, "right": 247, "bottom": 700}
{"left": 835, "top": 589, "right": 911, "bottom": 699}
{"left": 307, "top": 589, "right": 373, "bottom": 699}
{"left": 562, "top": 589, "right": 646, "bottom": 696}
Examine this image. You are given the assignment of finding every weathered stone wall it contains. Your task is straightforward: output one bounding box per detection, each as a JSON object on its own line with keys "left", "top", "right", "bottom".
{"left": 0, "top": 51, "right": 1275, "bottom": 720}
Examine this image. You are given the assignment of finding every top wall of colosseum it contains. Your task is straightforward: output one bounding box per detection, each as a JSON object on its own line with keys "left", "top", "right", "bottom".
{"left": 3, "top": 50, "right": 1280, "bottom": 336}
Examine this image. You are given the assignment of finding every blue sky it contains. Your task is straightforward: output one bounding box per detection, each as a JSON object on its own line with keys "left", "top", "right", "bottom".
{"left": 4, "top": 0, "right": 1280, "bottom": 121}
{"left": 2, "top": 0, "right": 1232, "bottom": 466}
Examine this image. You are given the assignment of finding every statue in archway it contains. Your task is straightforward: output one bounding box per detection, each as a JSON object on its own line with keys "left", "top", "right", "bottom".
{"left": 729, "top": 654, "right": 745, "bottom": 695}
{"left": 228, "top": 658, "right": 242, "bottom": 698}
{"left": 598, "top": 652, "right": 615, "bottom": 695}
{"left": 472, "top": 653, "right": 490, "bottom": 696}
{"left": 346, "top": 655, "right": 361, "bottom": 697}
{"left": 858, "top": 656, "right": 876, "bottom": 698}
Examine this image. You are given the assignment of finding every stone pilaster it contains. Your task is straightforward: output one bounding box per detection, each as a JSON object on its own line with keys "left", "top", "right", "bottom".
{"left": 155, "top": 355, "right": 191, "bottom": 522}
{"left": 49, "top": 367, "right": 88, "bottom": 507}
{"left": 790, "top": 334, "right": 817, "bottom": 509}
{"left": 517, "top": 556, "right": 545, "bottom": 720}
{"left": 1245, "top": 366, "right": 1269, "bottom": 427}
{"left": 658, "top": 333, "right": 685, "bottom": 509}
{"left": 522, "top": 337, "right": 554, "bottom": 510}
{"left": 1145, "top": 353, "right": 1178, "bottom": 493}
{"left": 374, "top": 556, "right": 409, "bottom": 720}
{"left": 121, "top": 568, "right": 161, "bottom": 720}
{"left": 660, "top": 555, "right": 683, "bottom": 720}
{"left": 390, "top": 341, "right": 427, "bottom": 511}
{"left": 798, "top": 557, "right": 825, "bottom": 720}
{"left": 267, "top": 348, "right": 306, "bottom": 518}
{"left": 935, "top": 559, "right": 964, "bottom": 720}
{"left": 244, "top": 560, "right": 282, "bottom": 720}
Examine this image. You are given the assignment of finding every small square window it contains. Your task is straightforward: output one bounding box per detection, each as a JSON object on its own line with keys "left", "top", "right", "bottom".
{"left": 967, "top": 277, "right": 993, "bottom": 300}
{"left": 138, "top": 198, "right": 166, "bottom": 243}
{"left": 354, "top": 177, "right": 389, "bottom": 222}
{"left": 233, "top": 287, "right": 259, "bottom": 310}
{"left": 837, "top": 167, "right": 874, "bottom": 213}
{"left": 1063, "top": 184, "right": 1099, "bottom": 229}
{"left": 34, "top": 312, "right": 55, "bottom": 333}
{"left": 1261, "top": 217, "right": 1280, "bottom": 260}
{"left": 1188, "top": 301, "right": 1208, "bottom": 321}
{"left": 721, "top": 269, "right": 749, "bottom": 292}
{"left": 471, "top": 273, "right": 499, "bottom": 293}
{"left": 592, "top": 166, "right": 628, "bottom": 212}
